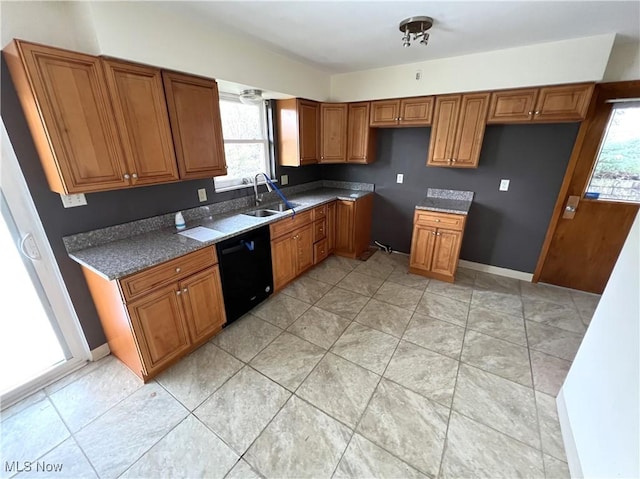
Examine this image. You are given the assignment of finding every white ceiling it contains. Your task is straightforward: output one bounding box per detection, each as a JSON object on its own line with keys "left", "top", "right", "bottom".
{"left": 159, "top": 1, "right": 640, "bottom": 73}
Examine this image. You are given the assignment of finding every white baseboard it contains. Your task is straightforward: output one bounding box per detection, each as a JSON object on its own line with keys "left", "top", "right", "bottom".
{"left": 458, "top": 260, "right": 533, "bottom": 282}
{"left": 557, "top": 389, "right": 583, "bottom": 478}
{"left": 90, "top": 343, "right": 110, "bottom": 361}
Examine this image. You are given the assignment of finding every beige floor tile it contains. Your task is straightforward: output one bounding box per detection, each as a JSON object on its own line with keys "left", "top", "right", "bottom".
{"left": 331, "top": 322, "right": 399, "bottom": 374}
{"left": 531, "top": 350, "right": 571, "bottom": 397}
{"left": 526, "top": 321, "right": 583, "bottom": 361}
{"left": 467, "top": 306, "right": 527, "bottom": 346}
{"left": 306, "top": 261, "right": 350, "bottom": 285}
{"left": 225, "top": 460, "right": 263, "bottom": 479}
{"left": 544, "top": 454, "right": 571, "bottom": 479}
{"left": 426, "top": 280, "right": 473, "bottom": 303}
{"left": 287, "top": 306, "right": 351, "bottom": 349}
{"left": 336, "top": 271, "right": 385, "bottom": 297}
{"left": 211, "top": 314, "right": 281, "bottom": 362}
{"left": 315, "top": 287, "right": 370, "bottom": 319}
{"left": 536, "top": 391, "right": 567, "bottom": 461}
{"left": 251, "top": 293, "right": 311, "bottom": 329}
{"left": 386, "top": 269, "right": 430, "bottom": 291}
{"left": 471, "top": 289, "right": 523, "bottom": 316}
{"left": 523, "top": 297, "right": 585, "bottom": 334}
{"left": 403, "top": 313, "right": 465, "bottom": 359}
{"left": 374, "top": 282, "right": 423, "bottom": 311}
{"left": 282, "top": 275, "right": 333, "bottom": 304}
{"left": 355, "top": 298, "right": 413, "bottom": 337}
{"left": 14, "top": 438, "right": 96, "bottom": 479}
{"left": 416, "top": 292, "right": 469, "bottom": 326}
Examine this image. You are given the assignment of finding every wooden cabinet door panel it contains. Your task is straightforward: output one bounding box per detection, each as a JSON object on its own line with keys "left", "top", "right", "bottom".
{"left": 10, "top": 41, "right": 128, "bottom": 193}
{"left": 427, "top": 95, "right": 461, "bottom": 166}
{"left": 400, "top": 97, "right": 433, "bottom": 125}
{"left": 334, "top": 200, "right": 354, "bottom": 255}
{"left": 180, "top": 267, "right": 226, "bottom": 344}
{"left": 369, "top": 100, "right": 400, "bottom": 126}
{"left": 128, "top": 284, "right": 191, "bottom": 374}
{"left": 327, "top": 201, "right": 336, "bottom": 253}
{"left": 162, "top": 71, "right": 227, "bottom": 179}
{"left": 320, "top": 103, "right": 348, "bottom": 163}
{"left": 487, "top": 89, "right": 538, "bottom": 123}
{"left": 451, "top": 93, "right": 490, "bottom": 168}
{"left": 431, "top": 230, "right": 462, "bottom": 277}
{"left": 296, "top": 224, "right": 314, "bottom": 274}
{"left": 534, "top": 84, "right": 594, "bottom": 122}
{"left": 347, "top": 102, "right": 375, "bottom": 163}
{"left": 409, "top": 226, "right": 436, "bottom": 272}
{"left": 299, "top": 100, "right": 320, "bottom": 164}
{"left": 271, "top": 235, "right": 296, "bottom": 291}
{"left": 102, "top": 59, "right": 178, "bottom": 186}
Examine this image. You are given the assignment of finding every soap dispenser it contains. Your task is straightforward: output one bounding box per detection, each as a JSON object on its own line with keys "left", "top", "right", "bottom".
{"left": 175, "top": 211, "right": 186, "bottom": 231}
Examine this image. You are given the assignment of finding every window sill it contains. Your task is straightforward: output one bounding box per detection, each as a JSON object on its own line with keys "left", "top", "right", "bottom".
{"left": 214, "top": 178, "right": 277, "bottom": 193}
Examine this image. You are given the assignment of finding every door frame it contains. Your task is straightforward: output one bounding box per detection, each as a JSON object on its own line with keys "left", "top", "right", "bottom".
{"left": 1, "top": 121, "right": 91, "bottom": 408}
{"left": 533, "top": 80, "right": 640, "bottom": 284}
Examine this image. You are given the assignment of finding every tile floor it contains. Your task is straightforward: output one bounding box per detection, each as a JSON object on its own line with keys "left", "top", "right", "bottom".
{"left": 1, "top": 252, "right": 599, "bottom": 479}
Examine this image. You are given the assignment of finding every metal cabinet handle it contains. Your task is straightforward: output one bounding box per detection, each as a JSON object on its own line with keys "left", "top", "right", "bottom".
{"left": 176, "top": 290, "right": 181, "bottom": 296}
{"left": 175, "top": 267, "right": 181, "bottom": 273}
{"left": 535, "top": 111, "right": 541, "bottom": 115}
{"left": 124, "top": 174, "right": 130, "bottom": 180}
{"left": 132, "top": 173, "right": 138, "bottom": 179}
{"left": 435, "top": 219, "right": 440, "bottom": 222}
{"left": 451, "top": 159, "right": 457, "bottom": 163}
{"left": 436, "top": 232, "right": 441, "bottom": 236}
{"left": 183, "top": 288, "right": 188, "bottom": 293}
{"left": 528, "top": 111, "right": 533, "bottom": 115}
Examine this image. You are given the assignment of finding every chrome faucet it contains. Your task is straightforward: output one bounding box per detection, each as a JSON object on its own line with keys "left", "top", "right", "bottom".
{"left": 253, "top": 172, "right": 273, "bottom": 206}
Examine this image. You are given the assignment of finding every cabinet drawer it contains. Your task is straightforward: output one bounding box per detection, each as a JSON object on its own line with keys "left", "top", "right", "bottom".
{"left": 314, "top": 218, "right": 327, "bottom": 242}
{"left": 313, "top": 203, "right": 327, "bottom": 221}
{"left": 269, "top": 209, "right": 313, "bottom": 239}
{"left": 314, "top": 238, "right": 329, "bottom": 264}
{"left": 414, "top": 210, "right": 465, "bottom": 230}
{"left": 120, "top": 247, "right": 217, "bottom": 302}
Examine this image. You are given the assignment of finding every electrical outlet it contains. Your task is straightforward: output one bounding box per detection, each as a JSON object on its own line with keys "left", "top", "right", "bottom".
{"left": 60, "top": 193, "right": 87, "bottom": 208}
{"left": 198, "top": 188, "right": 207, "bottom": 202}
{"left": 396, "top": 173, "right": 404, "bottom": 184}
{"left": 499, "top": 179, "right": 510, "bottom": 191}
{"left": 281, "top": 174, "right": 289, "bottom": 186}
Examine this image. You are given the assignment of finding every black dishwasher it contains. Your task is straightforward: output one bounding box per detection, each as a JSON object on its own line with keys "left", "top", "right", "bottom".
{"left": 216, "top": 225, "right": 273, "bottom": 325}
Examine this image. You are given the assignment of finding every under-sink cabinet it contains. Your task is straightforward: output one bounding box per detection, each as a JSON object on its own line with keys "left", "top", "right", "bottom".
{"left": 81, "top": 246, "right": 226, "bottom": 381}
{"left": 270, "top": 209, "right": 315, "bottom": 291}
{"left": 409, "top": 210, "right": 467, "bottom": 282}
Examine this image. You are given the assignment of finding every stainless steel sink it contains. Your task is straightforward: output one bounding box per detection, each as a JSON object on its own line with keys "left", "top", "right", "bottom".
{"left": 265, "top": 202, "right": 300, "bottom": 213}
{"left": 242, "top": 209, "right": 279, "bottom": 218}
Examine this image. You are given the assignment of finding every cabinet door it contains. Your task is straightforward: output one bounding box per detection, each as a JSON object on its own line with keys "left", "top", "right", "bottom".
{"left": 320, "top": 103, "right": 348, "bottom": 163}
{"left": 399, "top": 97, "right": 434, "bottom": 126}
{"left": 162, "top": 71, "right": 227, "bottom": 179}
{"left": 102, "top": 59, "right": 179, "bottom": 186}
{"left": 534, "top": 84, "right": 594, "bottom": 122}
{"left": 180, "top": 267, "right": 226, "bottom": 344}
{"left": 427, "top": 95, "right": 461, "bottom": 166}
{"left": 369, "top": 100, "right": 400, "bottom": 127}
{"left": 299, "top": 100, "right": 320, "bottom": 164}
{"left": 327, "top": 201, "right": 337, "bottom": 253}
{"left": 295, "top": 224, "right": 314, "bottom": 274}
{"left": 487, "top": 89, "right": 538, "bottom": 123}
{"left": 409, "top": 225, "right": 436, "bottom": 272}
{"left": 347, "top": 102, "right": 375, "bottom": 164}
{"left": 6, "top": 41, "right": 129, "bottom": 194}
{"left": 451, "top": 93, "right": 490, "bottom": 168}
{"left": 128, "top": 284, "right": 191, "bottom": 375}
{"left": 431, "top": 229, "right": 462, "bottom": 277}
{"left": 271, "top": 235, "right": 297, "bottom": 291}
{"left": 334, "top": 200, "right": 354, "bottom": 255}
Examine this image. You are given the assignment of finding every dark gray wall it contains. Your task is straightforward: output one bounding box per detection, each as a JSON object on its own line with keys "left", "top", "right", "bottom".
{"left": 322, "top": 124, "right": 579, "bottom": 272}
{"left": 1, "top": 60, "right": 320, "bottom": 348}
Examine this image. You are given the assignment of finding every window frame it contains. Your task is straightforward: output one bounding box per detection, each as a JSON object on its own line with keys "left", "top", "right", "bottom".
{"left": 214, "top": 93, "right": 274, "bottom": 192}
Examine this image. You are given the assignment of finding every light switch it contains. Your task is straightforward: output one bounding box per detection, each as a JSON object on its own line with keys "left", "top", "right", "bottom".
{"left": 499, "top": 179, "right": 510, "bottom": 191}
{"left": 396, "top": 174, "right": 404, "bottom": 184}
{"left": 281, "top": 174, "right": 289, "bottom": 185}
{"left": 198, "top": 188, "right": 207, "bottom": 202}
{"left": 60, "top": 193, "right": 87, "bottom": 208}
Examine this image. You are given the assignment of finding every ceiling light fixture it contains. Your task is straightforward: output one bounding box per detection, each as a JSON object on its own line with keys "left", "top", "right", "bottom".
{"left": 399, "top": 16, "right": 433, "bottom": 48}
{"left": 239, "top": 89, "right": 263, "bottom": 105}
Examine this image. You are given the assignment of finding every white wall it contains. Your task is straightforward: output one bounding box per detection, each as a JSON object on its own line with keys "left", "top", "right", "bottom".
{"left": 330, "top": 34, "right": 616, "bottom": 101}
{"left": 603, "top": 41, "right": 640, "bottom": 82}
{"left": 559, "top": 213, "right": 639, "bottom": 478}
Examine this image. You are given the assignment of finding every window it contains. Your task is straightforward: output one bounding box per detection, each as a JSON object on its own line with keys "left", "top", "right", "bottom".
{"left": 585, "top": 102, "right": 640, "bottom": 203}
{"left": 214, "top": 94, "right": 272, "bottom": 191}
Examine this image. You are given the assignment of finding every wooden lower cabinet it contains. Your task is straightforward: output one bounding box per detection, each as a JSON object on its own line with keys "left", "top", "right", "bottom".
{"left": 409, "top": 210, "right": 467, "bottom": 282}
{"left": 82, "top": 247, "right": 226, "bottom": 381}
{"left": 327, "top": 202, "right": 336, "bottom": 253}
{"left": 334, "top": 195, "right": 374, "bottom": 259}
{"left": 271, "top": 222, "right": 314, "bottom": 291}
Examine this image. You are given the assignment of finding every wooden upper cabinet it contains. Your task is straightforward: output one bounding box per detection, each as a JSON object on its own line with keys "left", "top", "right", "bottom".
{"left": 347, "top": 102, "right": 376, "bottom": 164}
{"left": 102, "top": 59, "right": 178, "bottom": 186}
{"left": 162, "top": 71, "right": 227, "bottom": 179}
{"left": 3, "top": 40, "right": 129, "bottom": 194}
{"left": 370, "top": 96, "right": 433, "bottom": 127}
{"left": 276, "top": 98, "right": 319, "bottom": 166}
{"left": 428, "top": 93, "right": 489, "bottom": 168}
{"left": 487, "top": 83, "right": 594, "bottom": 123}
{"left": 320, "top": 103, "right": 348, "bottom": 163}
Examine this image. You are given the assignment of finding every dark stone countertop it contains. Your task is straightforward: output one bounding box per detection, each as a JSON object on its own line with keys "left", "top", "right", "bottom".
{"left": 415, "top": 188, "right": 474, "bottom": 215}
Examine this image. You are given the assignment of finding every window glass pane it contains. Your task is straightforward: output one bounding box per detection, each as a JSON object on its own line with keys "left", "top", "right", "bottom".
{"left": 219, "top": 143, "right": 266, "bottom": 182}
{"left": 219, "top": 100, "right": 263, "bottom": 140}
{"left": 586, "top": 103, "right": 640, "bottom": 203}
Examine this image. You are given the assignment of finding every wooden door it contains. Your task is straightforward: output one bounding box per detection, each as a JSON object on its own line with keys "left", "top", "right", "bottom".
{"left": 409, "top": 225, "right": 436, "bottom": 272}
{"left": 127, "top": 284, "right": 191, "bottom": 375}
{"left": 487, "top": 88, "right": 538, "bottom": 123}
{"left": 271, "top": 235, "right": 297, "bottom": 291}
{"left": 299, "top": 100, "right": 320, "bottom": 164}
{"left": 162, "top": 71, "right": 227, "bottom": 179}
{"left": 535, "top": 81, "right": 640, "bottom": 293}
{"left": 334, "top": 200, "right": 354, "bottom": 255}
{"left": 427, "top": 95, "right": 461, "bottom": 166}
{"left": 347, "top": 102, "right": 375, "bottom": 163}
{"left": 102, "top": 59, "right": 178, "bottom": 186}
{"left": 295, "top": 224, "right": 314, "bottom": 274}
{"left": 180, "top": 267, "right": 226, "bottom": 344}
{"left": 399, "top": 97, "right": 433, "bottom": 126}
{"left": 4, "top": 41, "right": 129, "bottom": 193}
{"left": 327, "top": 201, "right": 336, "bottom": 253}
{"left": 320, "top": 103, "right": 348, "bottom": 163}
{"left": 534, "top": 83, "right": 594, "bottom": 122}
{"left": 451, "top": 93, "right": 490, "bottom": 168}
{"left": 369, "top": 100, "right": 400, "bottom": 127}
{"left": 431, "top": 229, "right": 462, "bottom": 277}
